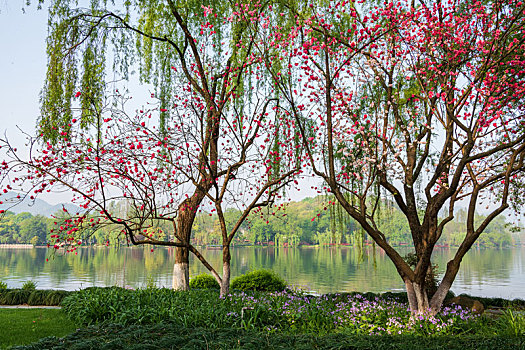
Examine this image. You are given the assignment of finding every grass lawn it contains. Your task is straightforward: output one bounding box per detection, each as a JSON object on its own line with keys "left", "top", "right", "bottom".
{"left": 0, "top": 309, "right": 77, "bottom": 349}
{"left": 12, "top": 323, "right": 525, "bottom": 350}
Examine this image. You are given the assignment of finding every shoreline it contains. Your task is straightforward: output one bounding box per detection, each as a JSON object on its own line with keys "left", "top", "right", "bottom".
{"left": 2, "top": 243, "right": 524, "bottom": 249}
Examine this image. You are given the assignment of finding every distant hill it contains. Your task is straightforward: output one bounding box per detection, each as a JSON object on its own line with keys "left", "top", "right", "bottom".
{"left": 0, "top": 192, "right": 81, "bottom": 217}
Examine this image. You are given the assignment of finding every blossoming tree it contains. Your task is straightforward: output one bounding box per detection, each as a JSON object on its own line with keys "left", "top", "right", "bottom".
{"left": 1, "top": 0, "right": 302, "bottom": 292}
{"left": 263, "top": 0, "right": 525, "bottom": 313}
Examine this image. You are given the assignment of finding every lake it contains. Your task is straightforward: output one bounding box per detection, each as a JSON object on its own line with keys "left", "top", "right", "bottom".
{"left": 1, "top": 246, "right": 524, "bottom": 299}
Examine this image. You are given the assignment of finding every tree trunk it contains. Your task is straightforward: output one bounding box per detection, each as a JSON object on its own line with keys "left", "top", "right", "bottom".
{"left": 405, "top": 280, "right": 429, "bottom": 314}
{"left": 172, "top": 246, "right": 189, "bottom": 290}
{"left": 405, "top": 279, "right": 418, "bottom": 312}
{"left": 220, "top": 245, "right": 231, "bottom": 297}
{"left": 172, "top": 191, "right": 206, "bottom": 291}
{"left": 429, "top": 278, "right": 452, "bottom": 315}
{"left": 429, "top": 259, "right": 459, "bottom": 314}
{"left": 220, "top": 261, "right": 231, "bottom": 297}
{"left": 414, "top": 281, "right": 429, "bottom": 311}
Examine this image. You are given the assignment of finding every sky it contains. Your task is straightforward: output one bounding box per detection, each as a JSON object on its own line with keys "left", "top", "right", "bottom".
{"left": 0, "top": 3, "right": 75, "bottom": 205}
{"left": 0, "top": 3, "right": 48, "bottom": 141}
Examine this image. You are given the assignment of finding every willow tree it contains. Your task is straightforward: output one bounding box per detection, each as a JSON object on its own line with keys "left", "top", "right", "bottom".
{"left": 24, "top": 0, "right": 302, "bottom": 290}
{"left": 264, "top": 0, "right": 525, "bottom": 313}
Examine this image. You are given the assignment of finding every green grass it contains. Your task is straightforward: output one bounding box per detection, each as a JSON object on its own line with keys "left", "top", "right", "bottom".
{"left": 12, "top": 323, "right": 525, "bottom": 350}
{"left": 0, "top": 309, "right": 77, "bottom": 349}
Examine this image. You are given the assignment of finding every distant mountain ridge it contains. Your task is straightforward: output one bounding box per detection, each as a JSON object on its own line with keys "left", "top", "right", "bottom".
{"left": 0, "top": 192, "right": 81, "bottom": 217}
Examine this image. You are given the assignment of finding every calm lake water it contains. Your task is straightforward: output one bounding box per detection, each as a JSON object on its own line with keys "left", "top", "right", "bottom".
{"left": 1, "top": 246, "right": 524, "bottom": 299}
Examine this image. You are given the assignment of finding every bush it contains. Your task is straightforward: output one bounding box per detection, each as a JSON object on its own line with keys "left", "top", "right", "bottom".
{"left": 0, "top": 288, "right": 11, "bottom": 304}
{"left": 143, "top": 275, "right": 158, "bottom": 290}
{"left": 380, "top": 291, "right": 409, "bottom": 303}
{"left": 61, "top": 287, "right": 233, "bottom": 327}
{"left": 27, "top": 290, "right": 49, "bottom": 306}
{"left": 0, "top": 289, "right": 71, "bottom": 306}
{"left": 25, "top": 289, "right": 70, "bottom": 306}
{"left": 21, "top": 280, "right": 36, "bottom": 291}
{"left": 190, "top": 274, "right": 220, "bottom": 290}
{"left": 3, "top": 289, "right": 31, "bottom": 305}
{"left": 230, "top": 269, "right": 287, "bottom": 292}
{"left": 47, "top": 290, "right": 71, "bottom": 306}
{"left": 0, "top": 281, "right": 7, "bottom": 290}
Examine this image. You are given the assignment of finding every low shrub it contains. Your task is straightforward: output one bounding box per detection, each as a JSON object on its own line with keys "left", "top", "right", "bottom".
{"left": 61, "top": 287, "right": 234, "bottom": 327}
{"left": 46, "top": 290, "right": 71, "bottom": 306}
{"left": 0, "top": 281, "right": 7, "bottom": 290}
{"left": 0, "top": 288, "right": 11, "bottom": 304}
{"left": 27, "top": 290, "right": 49, "bottom": 306}
{"left": 3, "top": 290, "right": 32, "bottom": 305}
{"left": 0, "top": 289, "right": 71, "bottom": 306}
{"left": 190, "top": 274, "right": 220, "bottom": 290}
{"left": 21, "top": 280, "right": 36, "bottom": 291}
{"left": 26, "top": 290, "right": 70, "bottom": 306}
{"left": 380, "top": 291, "right": 409, "bottom": 303}
{"left": 230, "top": 269, "right": 287, "bottom": 292}
{"left": 143, "top": 275, "right": 157, "bottom": 290}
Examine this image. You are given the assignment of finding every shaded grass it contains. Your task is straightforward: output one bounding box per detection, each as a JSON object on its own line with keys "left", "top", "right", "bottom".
{"left": 0, "top": 309, "right": 77, "bottom": 349}
{"left": 12, "top": 323, "right": 525, "bottom": 350}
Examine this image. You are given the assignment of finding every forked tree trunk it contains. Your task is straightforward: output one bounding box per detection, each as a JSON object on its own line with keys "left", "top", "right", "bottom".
{"left": 172, "top": 246, "right": 189, "bottom": 290}
{"left": 406, "top": 271, "right": 456, "bottom": 315}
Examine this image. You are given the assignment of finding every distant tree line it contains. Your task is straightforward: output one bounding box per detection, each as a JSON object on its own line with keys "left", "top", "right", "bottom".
{"left": 0, "top": 212, "right": 50, "bottom": 245}
{"left": 190, "top": 197, "right": 519, "bottom": 248}
{"left": 0, "top": 209, "right": 130, "bottom": 246}
{"left": 0, "top": 196, "right": 520, "bottom": 248}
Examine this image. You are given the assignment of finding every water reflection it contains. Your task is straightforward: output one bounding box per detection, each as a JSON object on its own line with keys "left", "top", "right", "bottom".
{"left": 0, "top": 246, "right": 524, "bottom": 298}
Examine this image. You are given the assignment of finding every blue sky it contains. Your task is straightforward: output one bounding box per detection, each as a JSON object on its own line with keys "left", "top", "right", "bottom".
{"left": 0, "top": 4, "right": 48, "bottom": 141}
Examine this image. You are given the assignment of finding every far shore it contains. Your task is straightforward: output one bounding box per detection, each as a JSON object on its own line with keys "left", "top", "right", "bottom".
{"left": 1, "top": 243, "right": 524, "bottom": 249}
